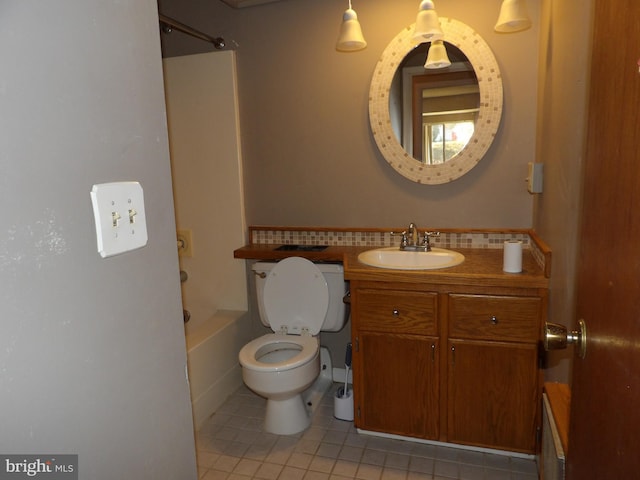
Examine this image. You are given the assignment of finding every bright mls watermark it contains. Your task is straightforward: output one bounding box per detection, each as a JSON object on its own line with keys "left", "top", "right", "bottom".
{"left": 0, "top": 456, "right": 77, "bottom": 479}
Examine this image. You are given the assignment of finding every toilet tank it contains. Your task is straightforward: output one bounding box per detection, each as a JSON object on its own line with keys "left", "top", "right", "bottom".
{"left": 252, "top": 260, "right": 349, "bottom": 332}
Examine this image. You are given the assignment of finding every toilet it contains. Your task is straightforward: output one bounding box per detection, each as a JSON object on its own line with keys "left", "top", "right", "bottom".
{"left": 238, "top": 257, "right": 349, "bottom": 435}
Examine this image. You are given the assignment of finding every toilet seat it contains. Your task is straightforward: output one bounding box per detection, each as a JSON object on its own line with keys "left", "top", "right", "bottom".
{"left": 263, "top": 257, "right": 329, "bottom": 335}
{"left": 239, "top": 333, "right": 319, "bottom": 373}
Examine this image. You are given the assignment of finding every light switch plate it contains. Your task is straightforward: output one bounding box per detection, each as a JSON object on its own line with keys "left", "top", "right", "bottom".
{"left": 527, "top": 162, "right": 544, "bottom": 194}
{"left": 90, "top": 181, "right": 148, "bottom": 258}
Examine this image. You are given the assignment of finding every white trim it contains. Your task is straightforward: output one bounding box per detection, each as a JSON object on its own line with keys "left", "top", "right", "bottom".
{"left": 357, "top": 428, "right": 536, "bottom": 460}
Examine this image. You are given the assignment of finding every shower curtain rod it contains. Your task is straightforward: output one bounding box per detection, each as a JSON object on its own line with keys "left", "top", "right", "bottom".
{"left": 159, "top": 14, "right": 225, "bottom": 49}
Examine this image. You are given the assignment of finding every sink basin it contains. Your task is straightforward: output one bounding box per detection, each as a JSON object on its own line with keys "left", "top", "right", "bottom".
{"left": 358, "top": 247, "right": 465, "bottom": 270}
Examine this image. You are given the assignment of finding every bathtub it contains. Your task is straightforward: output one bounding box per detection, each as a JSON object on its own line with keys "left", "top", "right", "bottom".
{"left": 184, "top": 309, "right": 252, "bottom": 429}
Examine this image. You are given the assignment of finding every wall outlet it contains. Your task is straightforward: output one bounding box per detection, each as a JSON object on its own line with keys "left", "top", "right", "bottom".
{"left": 177, "top": 229, "right": 193, "bottom": 257}
{"left": 90, "top": 182, "right": 148, "bottom": 258}
{"left": 527, "top": 162, "right": 544, "bottom": 194}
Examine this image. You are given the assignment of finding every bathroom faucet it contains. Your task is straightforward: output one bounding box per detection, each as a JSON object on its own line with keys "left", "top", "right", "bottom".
{"left": 392, "top": 222, "right": 440, "bottom": 252}
{"left": 408, "top": 223, "right": 419, "bottom": 247}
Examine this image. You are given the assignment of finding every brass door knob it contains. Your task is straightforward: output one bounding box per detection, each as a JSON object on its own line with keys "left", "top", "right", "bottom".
{"left": 544, "top": 319, "right": 587, "bottom": 359}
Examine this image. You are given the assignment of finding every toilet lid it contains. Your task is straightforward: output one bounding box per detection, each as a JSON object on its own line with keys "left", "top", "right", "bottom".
{"left": 263, "top": 257, "right": 329, "bottom": 335}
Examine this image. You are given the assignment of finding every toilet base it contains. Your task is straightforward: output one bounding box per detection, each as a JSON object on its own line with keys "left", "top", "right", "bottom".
{"left": 265, "top": 394, "right": 310, "bottom": 435}
{"left": 263, "top": 347, "right": 333, "bottom": 435}
{"left": 301, "top": 346, "right": 333, "bottom": 415}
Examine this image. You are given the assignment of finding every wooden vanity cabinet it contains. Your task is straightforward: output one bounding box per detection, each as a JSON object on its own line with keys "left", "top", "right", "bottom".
{"left": 352, "top": 286, "right": 440, "bottom": 440}
{"left": 351, "top": 282, "right": 546, "bottom": 454}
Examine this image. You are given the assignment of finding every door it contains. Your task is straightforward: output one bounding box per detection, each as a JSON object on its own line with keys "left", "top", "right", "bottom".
{"left": 567, "top": 0, "right": 640, "bottom": 477}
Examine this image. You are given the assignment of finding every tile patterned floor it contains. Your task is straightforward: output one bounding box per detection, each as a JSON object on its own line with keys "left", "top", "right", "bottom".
{"left": 195, "top": 385, "right": 539, "bottom": 480}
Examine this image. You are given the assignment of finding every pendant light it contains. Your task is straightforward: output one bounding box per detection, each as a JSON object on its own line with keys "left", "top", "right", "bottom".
{"left": 494, "top": 0, "right": 532, "bottom": 33}
{"left": 424, "top": 40, "right": 451, "bottom": 69}
{"left": 336, "top": 1, "right": 367, "bottom": 52}
{"left": 412, "top": 0, "right": 444, "bottom": 43}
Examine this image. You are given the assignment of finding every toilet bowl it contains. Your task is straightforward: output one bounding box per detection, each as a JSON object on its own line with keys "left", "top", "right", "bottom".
{"left": 239, "top": 334, "right": 320, "bottom": 434}
{"left": 238, "top": 257, "right": 348, "bottom": 435}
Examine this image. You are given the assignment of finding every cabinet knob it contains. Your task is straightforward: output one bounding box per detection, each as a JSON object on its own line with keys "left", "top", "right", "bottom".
{"left": 392, "top": 309, "right": 400, "bottom": 316}
{"left": 490, "top": 315, "right": 498, "bottom": 325}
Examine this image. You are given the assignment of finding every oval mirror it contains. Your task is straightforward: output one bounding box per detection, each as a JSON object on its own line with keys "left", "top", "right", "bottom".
{"left": 369, "top": 18, "right": 503, "bottom": 184}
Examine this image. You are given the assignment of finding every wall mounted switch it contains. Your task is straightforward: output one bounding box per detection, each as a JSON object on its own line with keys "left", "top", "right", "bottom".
{"left": 90, "top": 181, "right": 148, "bottom": 258}
{"left": 527, "top": 162, "right": 544, "bottom": 194}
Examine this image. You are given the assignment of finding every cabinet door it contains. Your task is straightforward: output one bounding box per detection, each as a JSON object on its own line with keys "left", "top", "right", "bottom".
{"left": 447, "top": 340, "right": 539, "bottom": 453}
{"left": 356, "top": 332, "right": 439, "bottom": 440}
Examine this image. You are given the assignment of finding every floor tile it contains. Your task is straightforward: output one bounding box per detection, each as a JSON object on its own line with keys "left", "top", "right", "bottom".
{"left": 194, "top": 385, "right": 539, "bottom": 480}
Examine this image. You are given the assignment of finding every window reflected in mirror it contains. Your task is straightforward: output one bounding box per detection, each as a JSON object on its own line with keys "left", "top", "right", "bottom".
{"left": 425, "top": 121, "right": 475, "bottom": 164}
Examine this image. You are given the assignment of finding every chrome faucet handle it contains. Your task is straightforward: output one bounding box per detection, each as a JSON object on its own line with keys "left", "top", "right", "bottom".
{"left": 422, "top": 231, "right": 440, "bottom": 251}
{"left": 390, "top": 230, "right": 408, "bottom": 248}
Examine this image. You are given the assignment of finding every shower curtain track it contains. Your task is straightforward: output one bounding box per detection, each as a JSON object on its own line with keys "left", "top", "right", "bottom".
{"left": 159, "top": 14, "right": 225, "bottom": 49}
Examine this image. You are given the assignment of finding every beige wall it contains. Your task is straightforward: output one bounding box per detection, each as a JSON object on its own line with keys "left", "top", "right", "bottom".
{"left": 533, "top": 0, "right": 594, "bottom": 383}
{"left": 160, "top": 0, "right": 540, "bottom": 229}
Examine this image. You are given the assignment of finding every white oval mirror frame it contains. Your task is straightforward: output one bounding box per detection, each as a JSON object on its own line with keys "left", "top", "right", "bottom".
{"left": 369, "top": 18, "right": 503, "bottom": 184}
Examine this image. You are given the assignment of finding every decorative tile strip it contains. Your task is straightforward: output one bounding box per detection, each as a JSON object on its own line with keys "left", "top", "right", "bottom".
{"left": 250, "top": 228, "right": 530, "bottom": 250}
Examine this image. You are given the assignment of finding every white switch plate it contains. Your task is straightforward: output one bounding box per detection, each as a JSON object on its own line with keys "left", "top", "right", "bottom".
{"left": 90, "top": 181, "right": 148, "bottom": 258}
{"left": 527, "top": 162, "right": 544, "bottom": 194}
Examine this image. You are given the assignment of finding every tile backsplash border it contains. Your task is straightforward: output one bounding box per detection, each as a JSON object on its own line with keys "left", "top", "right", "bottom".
{"left": 249, "top": 226, "right": 550, "bottom": 276}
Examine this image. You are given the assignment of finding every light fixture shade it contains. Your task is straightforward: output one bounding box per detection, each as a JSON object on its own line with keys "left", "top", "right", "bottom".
{"left": 412, "top": 0, "right": 444, "bottom": 42}
{"left": 424, "top": 40, "right": 451, "bottom": 69}
{"left": 336, "top": 8, "right": 367, "bottom": 52}
{"left": 494, "top": 0, "right": 532, "bottom": 33}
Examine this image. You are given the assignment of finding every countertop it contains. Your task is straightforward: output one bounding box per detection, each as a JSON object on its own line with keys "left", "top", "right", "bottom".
{"left": 234, "top": 244, "right": 359, "bottom": 263}
{"left": 234, "top": 244, "right": 549, "bottom": 289}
